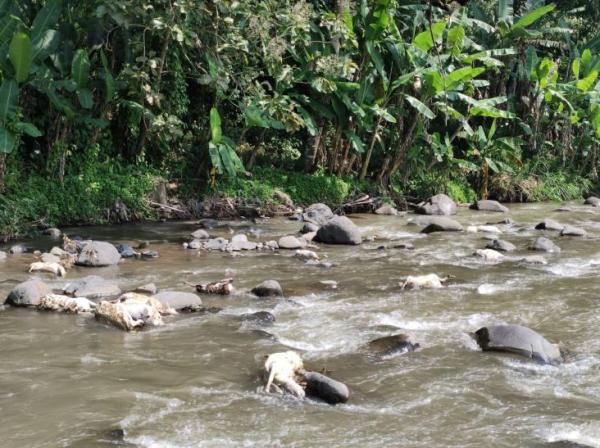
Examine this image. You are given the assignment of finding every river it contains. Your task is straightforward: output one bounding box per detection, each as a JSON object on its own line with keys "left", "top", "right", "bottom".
{"left": 0, "top": 202, "right": 599, "bottom": 447}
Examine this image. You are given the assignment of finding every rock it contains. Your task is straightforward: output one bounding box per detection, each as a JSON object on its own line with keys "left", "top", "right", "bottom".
{"left": 9, "top": 244, "right": 28, "bottom": 254}
{"left": 241, "top": 311, "right": 275, "bottom": 325}
{"left": 560, "top": 225, "right": 586, "bottom": 237}
{"left": 529, "top": 237, "right": 561, "bottom": 253}
{"left": 315, "top": 215, "right": 362, "bottom": 245}
{"left": 416, "top": 194, "right": 457, "bottom": 216}
{"left": 154, "top": 291, "right": 203, "bottom": 312}
{"left": 367, "top": 334, "right": 419, "bottom": 357}
{"left": 273, "top": 190, "right": 294, "bottom": 208}
{"left": 50, "top": 246, "right": 68, "bottom": 257}
{"left": 134, "top": 283, "right": 158, "bottom": 295}
{"left": 302, "top": 203, "right": 334, "bottom": 226}
{"left": 402, "top": 273, "right": 445, "bottom": 289}
{"left": 278, "top": 235, "right": 305, "bottom": 249}
{"left": 584, "top": 196, "right": 600, "bottom": 207}
{"left": 535, "top": 219, "right": 564, "bottom": 231}
{"left": 63, "top": 276, "right": 122, "bottom": 301}
{"left": 520, "top": 255, "right": 548, "bottom": 265}
{"left": 252, "top": 280, "right": 283, "bottom": 297}
{"left": 554, "top": 206, "right": 572, "bottom": 212}
{"left": 392, "top": 242, "right": 414, "bottom": 250}
{"left": 231, "top": 234, "right": 248, "bottom": 243}
{"left": 302, "top": 231, "right": 317, "bottom": 242}
{"left": 136, "top": 241, "right": 150, "bottom": 249}
{"left": 5, "top": 278, "right": 50, "bottom": 307}
{"left": 486, "top": 239, "right": 516, "bottom": 252}
{"left": 474, "top": 248, "right": 504, "bottom": 261}
{"left": 141, "top": 250, "right": 159, "bottom": 258}
{"left": 116, "top": 244, "right": 136, "bottom": 258}
{"left": 470, "top": 200, "right": 509, "bottom": 213}
{"left": 191, "top": 229, "right": 210, "bottom": 239}
{"left": 0, "top": 250, "right": 6, "bottom": 260}
{"left": 40, "top": 252, "right": 60, "bottom": 263}
{"left": 204, "top": 237, "right": 228, "bottom": 251}
{"left": 494, "top": 217, "right": 515, "bottom": 225}
{"left": 320, "top": 280, "right": 338, "bottom": 289}
{"left": 76, "top": 241, "right": 121, "bottom": 267}
{"left": 474, "top": 324, "right": 562, "bottom": 364}
{"left": 44, "top": 228, "right": 61, "bottom": 238}
{"left": 231, "top": 240, "right": 258, "bottom": 251}
{"left": 420, "top": 217, "right": 463, "bottom": 233}
{"left": 264, "top": 240, "right": 279, "bottom": 250}
{"left": 303, "top": 371, "right": 349, "bottom": 405}
{"left": 374, "top": 204, "right": 398, "bottom": 216}
{"left": 301, "top": 222, "right": 319, "bottom": 234}
{"left": 294, "top": 249, "right": 319, "bottom": 261}
{"left": 188, "top": 239, "right": 202, "bottom": 249}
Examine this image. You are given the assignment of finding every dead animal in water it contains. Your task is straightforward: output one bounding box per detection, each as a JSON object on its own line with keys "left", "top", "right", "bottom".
{"left": 29, "top": 261, "right": 67, "bottom": 277}
{"left": 401, "top": 273, "right": 448, "bottom": 289}
{"left": 38, "top": 294, "right": 96, "bottom": 314}
{"left": 62, "top": 235, "right": 78, "bottom": 254}
{"left": 264, "top": 351, "right": 305, "bottom": 398}
{"left": 94, "top": 294, "right": 173, "bottom": 331}
{"left": 193, "top": 278, "right": 234, "bottom": 295}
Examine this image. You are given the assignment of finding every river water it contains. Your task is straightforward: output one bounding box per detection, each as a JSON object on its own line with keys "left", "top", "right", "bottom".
{"left": 0, "top": 202, "right": 599, "bottom": 447}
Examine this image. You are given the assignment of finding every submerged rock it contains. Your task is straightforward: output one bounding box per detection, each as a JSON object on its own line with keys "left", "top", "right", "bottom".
{"left": 9, "top": 244, "right": 28, "bottom": 254}
{"left": 535, "top": 219, "right": 564, "bottom": 231}
{"left": 191, "top": 229, "right": 210, "bottom": 239}
{"left": 474, "top": 248, "right": 504, "bottom": 261}
{"left": 294, "top": 249, "right": 319, "bottom": 261}
{"left": 154, "top": 291, "right": 203, "bottom": 312}
{"left": 301, "top": 222, "right": 319, "bottom": 234}
{"left": 315, "top": 215, "right": 362, "bottom": 245}
{"left": 470, "top": 200, "right": 509, "bottom": 213}
{"left": 520, "top": 255, "right": 548, "bottom": 265}
{"left": 241, "top": 311, "right": 275, "bottom": 325}
{"left": 63, "top": 276, "right": 122, "bottom": 301}
{"left": 302, "top": 203, "right": 334, "bottom": 226}
{"left": 367, "top": 334, "right": 419, "bottom": 357}
{"left": 474, "top": 324, "right": 562, "bottom": 364}
{"left": 116, "top": 244, "right": 136, "bottom": 258}
{"left": 140, "top": 250, "right": 159, "bottom": 258}
{"left": 584, "top": 196, "right": 600, "bottom": 207}
{"left": 303, "top": 371, "right": 350, "bottom": 405}
{"left": 529, "top": 237, "right": 561, "bottom": 253}
{"left": 204, "top": 237, "right": 228, "bottom": 251}
{"left": 374, "top": 204, "right": 398, "bottom": 216}
{"left": 560, "top": 225, "right": 586, "bottom": 237}
{"left": 5, "top": 278, "right": 50, "bottom": 307}
{"left": 40, "top": 252, "right": 60, "bottom": 263}
{"left": 134, "top": 283, "right": 158, "bottom": 295}
{"left": 44, "top": 228, "right": 62, "bottom": 238}
{"left": 416, "top": 194, "right": 457, "bottom": 216}
{"left": 252, "top": 280, "right": 283, "bottom": 297}
{"left": 420, "top": 217, "right": 463, "bottom": 233}
{"left": 486, "top": 239, "right": 516, "bottom": 252}
{"left": 278, "top": 235, "right": 305, "bottom": 250}
{"left": 76, "top": 241, "right": 121, "bottom": 267}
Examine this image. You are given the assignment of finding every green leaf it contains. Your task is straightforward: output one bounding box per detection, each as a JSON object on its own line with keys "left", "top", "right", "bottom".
{"left": 100, "top": 50, "right": 115, "bottom": 102}
{"left": 405, "top": 95, "right": 435, "bottom": 119}
{"left": 208, "top": 142, "right": 223, "bottom": 174}
{"left": 344, "top": 130, "right": 365, "bottom": 154}
{"left": 244, "top": 106, "right": 270, "bottom": 128}
{"left": 209, "top": 107, "right": 222, "bottom": 144}
{"left": 71, "top": 49, "right": 91, "bottom": 88}
{"left": 447, "top": 26, "right": 465, "bottom": 56}
{"left": 581, "top": 49, "right": 592, "bottom": 73}
{"left": 0, "top": 79, "right": 18, "bottom": 120}
{"left": 487, "top": 119, "right": 497, "bottom": 140}
{"left": 445, "top": 67, "right": 486, "bottom": 90}
{"left": 31, "top": 0, "right": 61, "bottom": 45}
{"left": 0, "top": 126, "right": 16, "bottom": 153}
{"left": 14, "top": 122, "right": 43, "bottom": 137}
{"left": 365, "top": 41, "right": 388, "bottom": 90}
{"left": 0, "top": 16, "right": 17, "bottom": 50}
{"left": 576, "top": 71, "right": 598, "bottom": 91}
{"left": 32, "top": 29, "right": 59, "bottom": 62}
{"left": 571, "top": 58, "right": 580, "bottom": 79}
{"left": 485, "top": 157, "right": 500, "bottom": 173}
{"left": 9, "top": 32, "right": 32, "bottom": 83}
{"left": 219, "top": 142, "right": 244, "bottom": 177}
{"left": 78, "top": 88, "right": 93, "bottom": 109}
{"left": 296, "top": 105, "right": 318, "bottom": 136}
{"left": 47, "top": 90, "right": 75, "bottom": 118}
{"left": 512, "top": 4, "right": 556, "bottom": 31}
{"left": 412, "top": 21, "right": 446, "bottom": 52}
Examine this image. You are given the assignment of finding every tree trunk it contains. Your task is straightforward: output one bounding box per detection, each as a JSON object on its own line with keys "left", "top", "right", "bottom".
{"left": 360, "top": 117, "right": 382, "bottom": 180}
{"left": 0, "top": 154, "right": 5, "bottom": 190}
{"left": 305, "top": 124, "right": 323, "bottom": 172}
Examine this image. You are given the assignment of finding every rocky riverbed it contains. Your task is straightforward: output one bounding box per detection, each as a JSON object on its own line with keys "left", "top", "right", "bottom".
{"left": 1, "top": 200, "right": 600, "bottom": 447}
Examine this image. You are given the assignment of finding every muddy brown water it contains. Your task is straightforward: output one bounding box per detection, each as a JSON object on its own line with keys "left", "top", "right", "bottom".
{"left": 1, "top": 203, "right": 599, "bottom": 447}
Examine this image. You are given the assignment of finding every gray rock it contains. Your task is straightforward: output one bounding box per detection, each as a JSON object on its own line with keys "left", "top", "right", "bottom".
{"left": 416, "top": 194, "right": 457, "bottom": 216}
{"left": 278, "top": 235, "right": 305, "bottom": 249}
{"left": 303, "top": 371, "right": 350, "bottom": 404}
{"left": 232, "top": 240, "right": 258, "bottom": 251}
{"left": 273, "top": 190, "right": 294, "bottom": 208}
{"left": 486, "top": 239, "right": 516, "bottom": 252}
{"left": 584, "top": 196, "right": 600, "bottom": 207}
{"left": 134, "top": 283, "right": 158, "bottom": 295}
{"left": 474, "top": 324, "right": 562, "bottom": 364}
{"left": 76, "top": 241, "right": 121, "bottom": 267}
{"left": 141, "top": 250, "right": 159, "bottom": 258}
{"left": 40, "top": 252, "right": 60, "bottom": 263}
{"left": 367, "top": 334, "right": 419, "bottom": 357}
{"left": 420, "top": 217, "right": 464, "bottom": 233}
{"left": 520, "top": 255, "right": 548, "bottom": 265}
{"left": 251, "top": 280, "right": 283, "bottom": 297}
{"left": 231, "top": 234, "right": 248, "bottom": 243}
{"left": 240, "top": 311, "right": 275, "bottom": 325}
{"left": 9, "top": 244, "right": 28, "bottom": 254}
{"left": 116, "top": 244, "right": 136, "bottom": 258}
{"left": 470, "top": 200, "right": 509, "bottom": 213}
{"left": 560, "top": 225, "right": 586, "bottom": 237}
{"left": 188, "top": 239, "right": 202, "bottom": 249}
{"left": 374, "top": 204, "right": 398, "bottom": 216}
{"left": 44, "top": 228, "right": 61, "bottom": 238}
{"left": 529, "top": 237, "right": 560, "bottom": 253}
{"left": 302, "top": 203, "right": 334, "bottom": 226}
{"left": 63, "top": 276, "right": 122, "bottom": 301}
{"left": 154, "top": 291, "right": 203, "bottom": 311}
{"left": 302, "top": 231, "right": 317, "bottom": 242}
{"left": 204, "top": 237, "right": 228, "bottom": 251}
{"left": 191, "top": 229, "right": 210, "bottom": 239}
{"left": 301, "top": 222, "right": 319, "bottom": 234}
{"left": 315, "top": 215, "right": 362, "bottom": 245}
{"left": 494, "top": 217, "right": 514, "bottom": 225}
{"left": 392, "top": 242, "right": 414, "bottom": 250}
{"left": 5, "top": 278, "right": 50, "bottom": 307}
{"left": 50, "top": 247, "right": 68, "bottom": 257}
{"left": 535, "top": 219, "right": 563, "bottom": 231}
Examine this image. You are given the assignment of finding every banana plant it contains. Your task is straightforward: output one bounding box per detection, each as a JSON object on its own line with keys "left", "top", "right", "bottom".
{"left": 208, "top": 106, "right": 244, "bottom": 179}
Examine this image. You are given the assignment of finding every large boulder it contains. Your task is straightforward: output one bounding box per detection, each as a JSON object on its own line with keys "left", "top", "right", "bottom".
{"left": 251, "top": 280, "right": 283, "bottom": 298}
{"left": 9, "top": 244, "right": 28, "bottom": 254}
{"left": 303, "top": 371, "right": 350, "bottom": 405}
{"left": 76, "top": 241, "right": 121, "bottom": 267}
{"left": 529, "top": 237, "right": 561, "bottom": 253}
{"left": 420, "top": 217, "right": 463, "bottom": 233}
{"left": 63, "top": 276, "right": 121, "bottom": 301}
{"left": 5, "top": 278, "right": 50, "bottom": 307}
{"left": 154, "top": 291, "right": 203, "bottom": 312}
{"left": 474, "top": 324, "right": 562, "bottom": 364}
{"left": 302, "top": 203, "right": 334, "bottom": 226}
{"left": 315, "top": 216, "right": 362, "bottom": 245}
{"left": 535, "top": 219, "right": 563, "bottom": 231}
{"left": 278, "top": 235, "right": 305, "bottom": 250}
{"left": 584, "top": 196, "right": 600, "bottom": 207}
{"left": 560, "top": 225, "right": 586, "bottom": 237}
{"left": 416, "top": 194, "right": 457, "bottom": 216}
{"left": 486, "top": 239, "right": 516, "bottom": 252}
{"left": 470, "top": 200, "right": 509, "bottom": 213}
{"left": 301, "top": 222, "right": 319, "bottom": 234}
{"left": 204, "top": 238, "right": 228, "bottom": 251}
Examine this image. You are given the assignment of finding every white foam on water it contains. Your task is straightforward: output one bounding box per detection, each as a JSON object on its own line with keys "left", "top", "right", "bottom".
{"left": 80, "top": 353, "right": 107, "bottom": 365}
{"left": 477, "top": 284, "right": 497, "bottom": 295}
{"left": 540, "top": 422, "right": 600, "bottom": 448}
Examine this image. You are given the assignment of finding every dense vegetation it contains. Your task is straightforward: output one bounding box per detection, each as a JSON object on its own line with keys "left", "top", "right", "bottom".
{"left": 0, "top": 0, "right": 599, "bottom": 236}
